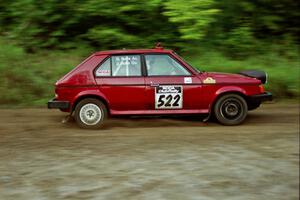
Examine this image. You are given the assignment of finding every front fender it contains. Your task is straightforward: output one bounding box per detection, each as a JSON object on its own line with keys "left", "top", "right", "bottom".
{"left": 215, "top": 86, "right": 247, "bottom": 96}
{"left": 209, "top": 86, "right": 247, "bottom": 112}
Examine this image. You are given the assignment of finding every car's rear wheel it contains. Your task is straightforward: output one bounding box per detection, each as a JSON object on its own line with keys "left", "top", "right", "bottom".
{"left": 214, "top": 94, "right": 248, "bottom": 125}
{"left": 74, "top": 98, "right": 107, "bottom": 129}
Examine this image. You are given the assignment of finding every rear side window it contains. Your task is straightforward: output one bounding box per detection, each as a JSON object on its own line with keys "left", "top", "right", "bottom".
{"left": 95, "top": 58, "right": 111, "bottom": 76}
{"left": 95, "top": 55, "right": 142, "bottom": 77}
{"left": 112, "top": 55, "right": 141, "bottom": 76}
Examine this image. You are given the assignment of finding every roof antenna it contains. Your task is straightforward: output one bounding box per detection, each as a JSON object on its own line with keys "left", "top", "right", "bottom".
{"left": 155, "top": 42, "right": 163, "bottom": 50}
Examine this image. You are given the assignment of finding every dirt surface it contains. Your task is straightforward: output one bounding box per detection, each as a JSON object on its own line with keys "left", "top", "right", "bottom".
{"left": 0, "top": 102, "right": 299, "bottom": 200}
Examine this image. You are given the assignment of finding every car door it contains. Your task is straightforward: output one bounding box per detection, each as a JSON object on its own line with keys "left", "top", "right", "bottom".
{"left": 144, "top": 54, "right": 203, "bottom": 112}
{"left": 94, "top": 54, "right": 146, "bottom": 112}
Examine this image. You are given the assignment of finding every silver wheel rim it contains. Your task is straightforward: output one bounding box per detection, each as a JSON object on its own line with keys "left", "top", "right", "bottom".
{"left": 224, "top": 103, "right": 239, "bottom": 116}
{"left": 79, "top": 103, "right": 102, "bottom": 126}
{"left": 220, "top": 98, "right": 243, "bottom": 120}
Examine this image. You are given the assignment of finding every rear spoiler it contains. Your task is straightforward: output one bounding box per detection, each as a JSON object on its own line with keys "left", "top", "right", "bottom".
{"left": 239, "top": 70, "right": 267, "bottom": 84}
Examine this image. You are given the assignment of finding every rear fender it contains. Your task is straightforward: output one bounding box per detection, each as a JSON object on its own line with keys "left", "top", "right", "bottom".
{"left": 72, "top": 90, "right": 110, "bottom": 112}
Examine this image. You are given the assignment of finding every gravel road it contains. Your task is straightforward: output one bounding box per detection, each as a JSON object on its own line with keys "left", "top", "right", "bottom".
{"left": 0, "top": 102, "right": 299, "bottom": 200}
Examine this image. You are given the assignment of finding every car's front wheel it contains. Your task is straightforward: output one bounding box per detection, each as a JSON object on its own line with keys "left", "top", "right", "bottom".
{"left": 214, "top": 94, "right": 248, "bottom": 125}
{"left": 74, "top": 98, "right": 107, "bottom": 129}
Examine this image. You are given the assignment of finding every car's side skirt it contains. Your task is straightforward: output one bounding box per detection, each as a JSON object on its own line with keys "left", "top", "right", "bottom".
{"left": 110, "top": 109, "right": 209, "bottom": 115}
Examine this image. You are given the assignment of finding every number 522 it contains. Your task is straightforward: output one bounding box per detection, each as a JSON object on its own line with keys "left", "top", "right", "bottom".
{"left": 156, "top": 94, "right": 181, "bottom": 108}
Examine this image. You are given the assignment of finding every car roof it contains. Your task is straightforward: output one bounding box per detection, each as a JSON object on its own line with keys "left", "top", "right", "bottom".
{"left": 94, "top": 48, "right": 173, "bottom": 55}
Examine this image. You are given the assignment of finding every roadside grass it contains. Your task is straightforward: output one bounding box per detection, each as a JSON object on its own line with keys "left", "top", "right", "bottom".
{"left": 0, "top": 38, "right": 299, "bottom": 107}
{"left": 0, "top": 38, "right": 91, "bottom": 106}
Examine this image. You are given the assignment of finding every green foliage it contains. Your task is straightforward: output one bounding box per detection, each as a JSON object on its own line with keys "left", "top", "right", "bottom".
{"left": 1, "top": 0, "right": 298, "bottom": 52}
{"left": 222, "top": 26, "right": 257, "bottom": 57}
{"left": 0, "top": 38, "right": 89, "bottom": 105}
{"left": 163, "top": 0, "right": 219, "bottom": 40}
{"left": 85, "top": 27, "right": 142, "bottom": 48}
{"left": 0, "top": 0, "right": 299, "bottom": 105}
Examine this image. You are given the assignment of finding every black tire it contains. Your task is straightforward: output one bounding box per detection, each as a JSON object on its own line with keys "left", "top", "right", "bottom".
{"left": 74, "top": 98, "right": 107, "bottom": 129}
{"left": 214, "top": 94, "right": 248, "bottom": 125}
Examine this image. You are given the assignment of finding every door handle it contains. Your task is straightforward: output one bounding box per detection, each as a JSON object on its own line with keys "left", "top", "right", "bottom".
{"left": 150, "top": 82, "right": 159, "bottom": 87}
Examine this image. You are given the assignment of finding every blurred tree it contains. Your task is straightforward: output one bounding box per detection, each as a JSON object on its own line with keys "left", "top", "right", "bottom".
{"left": 211, "top": 0, "right": 300, "bottom": 43}
{"left": 0, "top": 0, "right": 298, "bottom": 53}
{"left": 79, "top": 0, "right": 180, "bottom": 49}
{"left": 1, "top": 0, "right": 80, "bottom": 51}
{"left": 163, "top": 0, "right": 219, "bottom": 40}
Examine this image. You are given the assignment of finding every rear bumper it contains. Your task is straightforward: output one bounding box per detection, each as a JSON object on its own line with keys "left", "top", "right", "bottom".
{"left": 249, "top": 92, "right": 273, "bottom": 102}
{"left": 48, "top": 99, "right": 70, "bottom": 109}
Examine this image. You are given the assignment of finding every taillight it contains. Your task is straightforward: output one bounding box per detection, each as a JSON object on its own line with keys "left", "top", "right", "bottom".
{"left": 259, "top": 85, "right": 265, "bottom": 93}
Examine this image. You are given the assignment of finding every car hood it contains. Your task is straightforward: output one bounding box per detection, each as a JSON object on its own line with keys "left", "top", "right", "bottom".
{"left": 200, "top": 72, "right": 261, "bottom": 84}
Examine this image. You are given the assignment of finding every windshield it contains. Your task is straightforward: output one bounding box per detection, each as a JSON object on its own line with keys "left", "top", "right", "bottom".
{"left": 173, "top": 52, "right": 201, "bottom": 73}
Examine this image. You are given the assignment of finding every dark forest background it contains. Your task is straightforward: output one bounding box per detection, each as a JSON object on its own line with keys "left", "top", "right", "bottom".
{"left": 0, "top": 0, "right": 299, "bottom": 106}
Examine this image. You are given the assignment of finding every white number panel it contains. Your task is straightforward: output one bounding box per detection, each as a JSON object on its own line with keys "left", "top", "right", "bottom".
{"left": 155, "top": 85, "right": 183, "bottom": 109}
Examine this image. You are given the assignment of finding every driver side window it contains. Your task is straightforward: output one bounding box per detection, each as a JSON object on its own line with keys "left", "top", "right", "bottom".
{"left": 145, "top": 54, "right": 191, "bottom": 76}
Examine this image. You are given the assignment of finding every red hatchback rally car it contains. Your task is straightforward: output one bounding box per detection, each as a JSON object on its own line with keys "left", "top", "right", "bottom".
{"left": 48, "top": 44, "right": 272, "bottom": 129}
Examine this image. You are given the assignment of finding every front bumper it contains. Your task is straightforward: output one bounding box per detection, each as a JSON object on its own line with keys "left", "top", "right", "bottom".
{"left": 48, "top": 98, "right": 70, "bottom": 109}
{"left": 249, "top": 92, "right": 273, "bottom": 102}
